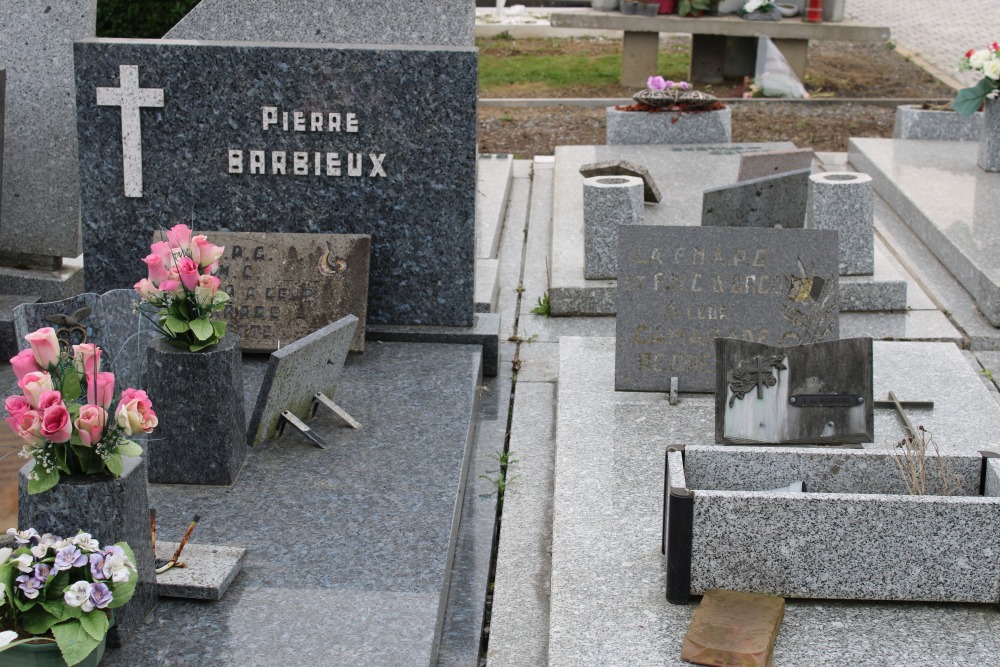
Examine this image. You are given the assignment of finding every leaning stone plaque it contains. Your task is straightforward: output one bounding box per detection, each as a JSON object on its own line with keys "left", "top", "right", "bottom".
{"left": 246, "top": 314, "right": 357, "bottom": 445}
{"left": 615, "top": 226, "right": 839, "bottom": 393}
{"left": 715, "top": 337, "right": 873, "bottom": 445}
{"left": 200, "top": 231, "right": 369, "bottom": 352}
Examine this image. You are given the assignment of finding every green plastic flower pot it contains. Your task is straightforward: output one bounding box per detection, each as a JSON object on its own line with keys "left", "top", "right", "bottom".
{"left": 2, "top": 635, "right": 107, "bottom": 667}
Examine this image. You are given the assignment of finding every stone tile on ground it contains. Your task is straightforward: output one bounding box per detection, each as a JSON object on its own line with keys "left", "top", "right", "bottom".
{"left": 497, "top": 163, "right": 534, "bottom": 338}
{"left": 513, "top": 341, "right": 560, "bottom": 383}
{"left": 476, "top": 257, "right": 500, "bottom": 313}
{"left": 154, "top": 542, "right": 246, "bottom": 601}
{"left": 840, "top": 310, "right": 962, "bottom": 344}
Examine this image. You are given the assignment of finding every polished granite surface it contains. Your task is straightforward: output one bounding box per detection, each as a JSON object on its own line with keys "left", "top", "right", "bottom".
{"left": 101, "top": 341, "right": 483, "bottom": 667}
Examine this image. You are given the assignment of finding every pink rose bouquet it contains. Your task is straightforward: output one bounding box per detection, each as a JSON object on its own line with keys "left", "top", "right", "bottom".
{"left": 4, "top": 328, "right": 154, "bottom": 494}
{"left": 134, "top": 223, "right": 230, "bottom": 352}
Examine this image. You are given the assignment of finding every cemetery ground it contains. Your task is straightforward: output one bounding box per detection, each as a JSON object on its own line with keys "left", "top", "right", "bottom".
{"left": 478, "top": 37, "right": 956, "bottom": 157}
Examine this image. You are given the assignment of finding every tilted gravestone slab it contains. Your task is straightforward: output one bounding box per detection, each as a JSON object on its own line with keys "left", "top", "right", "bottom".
{"left": 615, "top": 226, "right": 839, "bottom": 393}
{"left": 737, "top": 147, "right": 813, "bottom": 181}
{"left": 701, "top": 168, "right": 810, "bottom": 229}
{"left": 247, "top": 314, "right": 358, "bottom": 445}
{"left": 0, "top": 1, "right": 94, "bottom": 258}
{"left": 186, "top": 231, "right": 370, "bottom": 353}
{"left": 715, "top": 336, "right": 873, "bottom": 445}
{"left": 74, "top": 40, "right": 477, "bottom": 326}
{"left": 166, "top": 0, "right": 473, "bottom": 47}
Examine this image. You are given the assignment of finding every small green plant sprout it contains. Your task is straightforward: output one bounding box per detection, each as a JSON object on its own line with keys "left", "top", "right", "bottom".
{"left": 531, "top": 293, "right": 550, "bottom": 317}
{"left": 479, "top": 451, "right": 519, "bottom": 493}
{"left": 982, "top": 367, "right": 995, "bottom": 382}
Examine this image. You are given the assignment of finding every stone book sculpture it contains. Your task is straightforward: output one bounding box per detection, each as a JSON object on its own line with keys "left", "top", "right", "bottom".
{"left": 715, "top": 337, "right": 874, "bottom": 445}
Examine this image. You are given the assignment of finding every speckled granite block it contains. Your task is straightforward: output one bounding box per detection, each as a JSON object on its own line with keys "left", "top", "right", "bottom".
{"left": 18, "top": 457, "right": 156, "bottom": 647}
{"left": 13, "top": 289, "right": 157, "bottom": 391}
{"left": 154, "top": 542, "right": 246, "bottom": 600}
{"left": 979, "top": 98, "right": 1000, "bottom": 172}
{"left": 737, "top": 148, "right": 814, "bottom": 181}
{"left": 0, "top": 294, "right": 38, "bottom": 361}
{"left": 579, "top": 160, "right": 662, "bottom": 203}
{"left": 702, "top": 168, "right": 809, "bottom": 229}
{"left": 584, "top": 175, "right": 644, "bottom": 280}
{"left": 366, "top": 312, "right": 500, "bottom": 377}
{"left": 0, "top": 0, "right": 93, "bottom": 258}
{"left": 247, "top": 315, "right": 357, "bottom": 444}
{"left": 667, "top": 447, "right": 1000, "bottom": 603}
{"left": 165, "top": 0, "right": 473, "bottom": 46}
{"left": 606, "top": 107, "right": 732, "bottom": 145}
{"left": 145, "top": 335, "right": 247, "bottom": 485}
{"left": 0, "top": 258, "right": 85, "bottom": 302}
{"left": 986, "top": 459, "right": 1000, "bottom": 497}
{"left": 807, "top": 172, "right": 875, "bottom": 275}
{"left": 893, "top": 105, "right": 983, "bottom": 141}
{"left": 74, "top": 40, "right": 477, "bottom": 326}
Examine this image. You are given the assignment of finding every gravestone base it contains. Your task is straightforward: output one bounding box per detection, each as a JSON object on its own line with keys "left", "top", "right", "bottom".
{"left": 0, "top": 294, "right": 39, "bottom": 360}
{"left": 0, "top": 260, "right": 85, "bottom": 302}
{"left": 18, "top": 457, "right": 157, "bottom": 647}
{"left": 367, "top": 313, "right": 501, "bottom": 377}
{"left": 145, "top": 336, "right": 248, "bottom": 485}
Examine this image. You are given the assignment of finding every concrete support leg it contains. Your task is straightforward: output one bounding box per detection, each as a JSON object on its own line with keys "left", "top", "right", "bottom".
{"left": 771, "top": 38, "right": 809, "bottom": 81}
{"left": 722, "top": 36, "right": 758, "bottom": 79}
{"left": 621, "top": 31, "right": 660, "bottom": 87}
{"left": 690, "top": 34, "right": 726, "bottom": 84}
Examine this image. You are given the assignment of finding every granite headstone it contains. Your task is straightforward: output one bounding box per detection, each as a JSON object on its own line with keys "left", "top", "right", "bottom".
{"left": 74, "top": 39, "right": 477, "bottom": 326}
{"left": 616, "top": 226, "right": 840, "bottom": 393}
{"left": 0, "top": 0, "right": 94, "bottom": 259}
{"left": 715, "top": 337, "right": 874, "bottom": 445}
{"left": 189, "top": 231, "right": 370, "bottom": 353}
{"left": 737, "top": 147, "right": 813, "bottom": 181}
{"left": 701, "top": 169, "right": 810, "bottom": 229}
{"left": 247, "top": 314, "right": 358, "bottom": 445}
{"left": 166, "top": 0, "right": 474, "bottom": 47}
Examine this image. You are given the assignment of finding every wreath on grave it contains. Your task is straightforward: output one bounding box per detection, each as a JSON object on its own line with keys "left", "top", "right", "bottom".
{"left": 615, "top": 77, "right": 725, "bottom": 113}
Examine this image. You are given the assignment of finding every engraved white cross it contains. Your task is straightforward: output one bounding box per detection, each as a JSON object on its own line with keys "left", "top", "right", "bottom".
{"left": 96, "top": 65, "right": 164, "bottom": 198}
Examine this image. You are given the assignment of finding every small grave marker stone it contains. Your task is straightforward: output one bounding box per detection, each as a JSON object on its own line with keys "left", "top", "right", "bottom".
{"left": 737, "top": 147, "right": 813, "bottom": 181}
{"left": 715, "top": 337, "right": 874, "bottom": 445}
{"left": 701, "top": 168, "right": 810, "bottom": 229}
{"left": 615, "top": 226, "right": 839, "bottom": 393}
{"left": 186, "top": 231, "right": 370, "bottom": 353}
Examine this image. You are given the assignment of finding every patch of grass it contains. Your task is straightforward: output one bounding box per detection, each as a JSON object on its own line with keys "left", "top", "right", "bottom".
{"left": 531, "top": 293, "right": 550, "bottom": 317}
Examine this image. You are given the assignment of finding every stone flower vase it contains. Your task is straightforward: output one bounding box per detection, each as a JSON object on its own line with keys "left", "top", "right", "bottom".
{"left": 979, "top": 97, "right": 1000, "bottom": 172}
{"left": 17, "top": 456, "right": 157, "bottom": 648}
{"left": 606, "top": 105, "right": 732, "bottom": 144}
{"left": 144, "top": 334, "right": 248, "bottom": 485}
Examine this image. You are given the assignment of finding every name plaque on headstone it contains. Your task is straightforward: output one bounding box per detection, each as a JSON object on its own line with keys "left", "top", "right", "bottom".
{"left": 195, "top": 232, "right": 370, "bottom": 353}
{"left": 715, "top": 337, "right": 873, "bottom": 445}
{"left": 75, "top": 39, "right": 476, "bottom": 327}
{"left": 615, "top": 226, "right": 840, "bottom": 393}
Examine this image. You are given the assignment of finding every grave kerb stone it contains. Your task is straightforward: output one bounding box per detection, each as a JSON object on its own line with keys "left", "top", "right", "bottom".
{"left": 701, "top": 168, "right": 810, "bottom": 229}
{"left": 736, "top": 147, "right": 814, "bottom": 181}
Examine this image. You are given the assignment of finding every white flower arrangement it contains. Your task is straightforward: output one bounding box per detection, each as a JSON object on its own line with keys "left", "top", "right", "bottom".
{"left": 743, "top": 0, "right": 775, "bottom": 12}
{"left": 953, "top": 41, "right": 1000, "bottom": 115}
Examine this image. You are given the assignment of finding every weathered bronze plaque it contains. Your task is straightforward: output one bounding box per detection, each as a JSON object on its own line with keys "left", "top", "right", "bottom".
{"left": 188, "top": 232, "right": 369, "bottom": 352}
{"left": 715, "top": 337, "right": 874, "bottom": 445}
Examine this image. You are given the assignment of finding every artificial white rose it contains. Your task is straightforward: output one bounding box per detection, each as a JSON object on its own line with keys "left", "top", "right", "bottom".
{"left": 0, "top": 630, "right": 18, "bottom": 646}
{"left": 970, "top": 49, "right": 993, "bottom": 70}
{"left": 983, "top": 58, "right": 1000, "bottom": 81}
{"left": 744, "top": 0, "right": 762, "bottom": 11}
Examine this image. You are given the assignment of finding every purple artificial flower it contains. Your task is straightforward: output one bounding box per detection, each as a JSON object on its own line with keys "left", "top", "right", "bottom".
{"left": 89, "top": 552, "right": 108, "bottom": 580}
{"left": 52, "top": 544, "right": 87, "bottom": 573}
{"left": 7, "top": 528, "right": 39, "bottom": 545}
{"left": 89, "top": 582, "right": 113, "bottom": 610}
{"left": 678, "top": 81, "right": 691, "bottom": 90}
{"left": 33, "top": 562, "right": 51, "bottom": 583}
{"left": 647, "top": 75, "right": 667, "bottom": 91}
{"left": 15, "top": 574, "right": 43, "bottom": 599}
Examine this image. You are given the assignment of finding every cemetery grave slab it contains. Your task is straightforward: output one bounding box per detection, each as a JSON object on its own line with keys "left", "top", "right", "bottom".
{"left": 154, "top": 542, "right": 247, "bottom": 600}
{"left": 616, "top": 226, "right": 840, "bottom": 393}
{"left": 74, "top": 39, "right": 477, "bottom": 327}
{"left": 848, "top": 138, "right": 1000, "bottom": 325}
{"left": 367, "top": 312, "right": 501, "bottom": 377}
{"left": 101, "top": 341, "right": 483, "bottom": 667}
{"left": 206, "top": 231, "right": 370, "bottom": 353}
{"left": 664, "top": 446, "right": 1000, "bottom": 603}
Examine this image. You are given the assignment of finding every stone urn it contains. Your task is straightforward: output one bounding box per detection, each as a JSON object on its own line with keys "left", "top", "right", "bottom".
{"left": 979, "top": 97, "right": 1000, "bottom": 172}
{"left": 893, "top": 104, "right": 983, "bottom": 142}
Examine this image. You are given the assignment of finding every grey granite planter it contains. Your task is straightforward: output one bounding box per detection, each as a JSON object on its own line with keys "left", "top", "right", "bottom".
{"left": 144, "top": 335, "right": 247, "bottom": 485}
{"left": 663, "top": 445, "right": 1000, "bottom": 604}
{"left": 583, "top": 175, "right": 644, "bottom": 280}
{"left": 18, "top": 456, "right": 156, "bottom": 647}
{"left": 979, "top": 97, "right": 1000, "bottom": 172}
{"left": 893, "top": 105, "right": 983, "bottom": 142}
{"left": 606, "top": 106, "right": 732, "bottom": 145}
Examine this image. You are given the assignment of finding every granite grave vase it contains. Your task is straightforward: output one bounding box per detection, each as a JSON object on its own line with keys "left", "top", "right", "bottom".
{"left": 17, "top": 457, "right": 156, "bottom": 648}
{"left": 978, "top": 96, "right": 1000, "bottom": 172}
{"left": 606, "top": 106, "right": 732, "bottom": 144}
{"left": 3, "top": 635, "right": 106, "bottom": 667}
{"left": 144, "top": 334, "right": 247, "bottom": 486}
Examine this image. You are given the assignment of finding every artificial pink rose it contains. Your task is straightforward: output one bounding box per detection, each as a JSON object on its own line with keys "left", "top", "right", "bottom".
{"left": 115, "top": 388, "right": 157, "bottom": 435}
{"left": 177, "top": 257, "right": 200, "bottom": 291}
{"left": 13, "top": 409, "right": 42, "bottom": 445}
{"left": 72, "top": 343, "right": 102, "bottom": 376}
{"left": 134, "top": 278, "right": 162, "bottom": 300}
{"left": 18, "top": 372, "right": 53, "bottom": 408}
{"left": 143, "top": 254, "right": 170, "bottom": 286}
{"left": 24, "top": 327, "right": 60, "bottom": 370}
{"left": 10, "top": 349, "right": 42, "bottom": 381}
{"left": 5, "top": 395, "right": 31, "bottom": 419}
{"left": 193, "top": 237, "right": 225, "bottom": 269}
{"left": 166, "top": 224, "right": 193, "bottom": 252}
{"left": 202, "top": 261, "right": 219, "bottom": 276}
{"left": 195, "top": 274, "right": 220, "bottom": 307}
{"left": 86, "top": 372, "right": 115, "bottom": 410}
{"left": 647, "top": 75, "right": 667, "bottom": 90}
{"left": 150, "top": 241, "right": 172, "bottom": 265}
{"left": 74, "top": 404, "right": 108, "bottom": 447}
{"left": 158, "top": 279, "right": 183, "bottom": 296}
{"left": 40, "top": 404, "right": 72, "bottom": 443}
{"left": 189, "top": 235, "right": 207, "bottom": 265}
{"left": 36, "top": 390, "right": 64, "bottom": 413}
